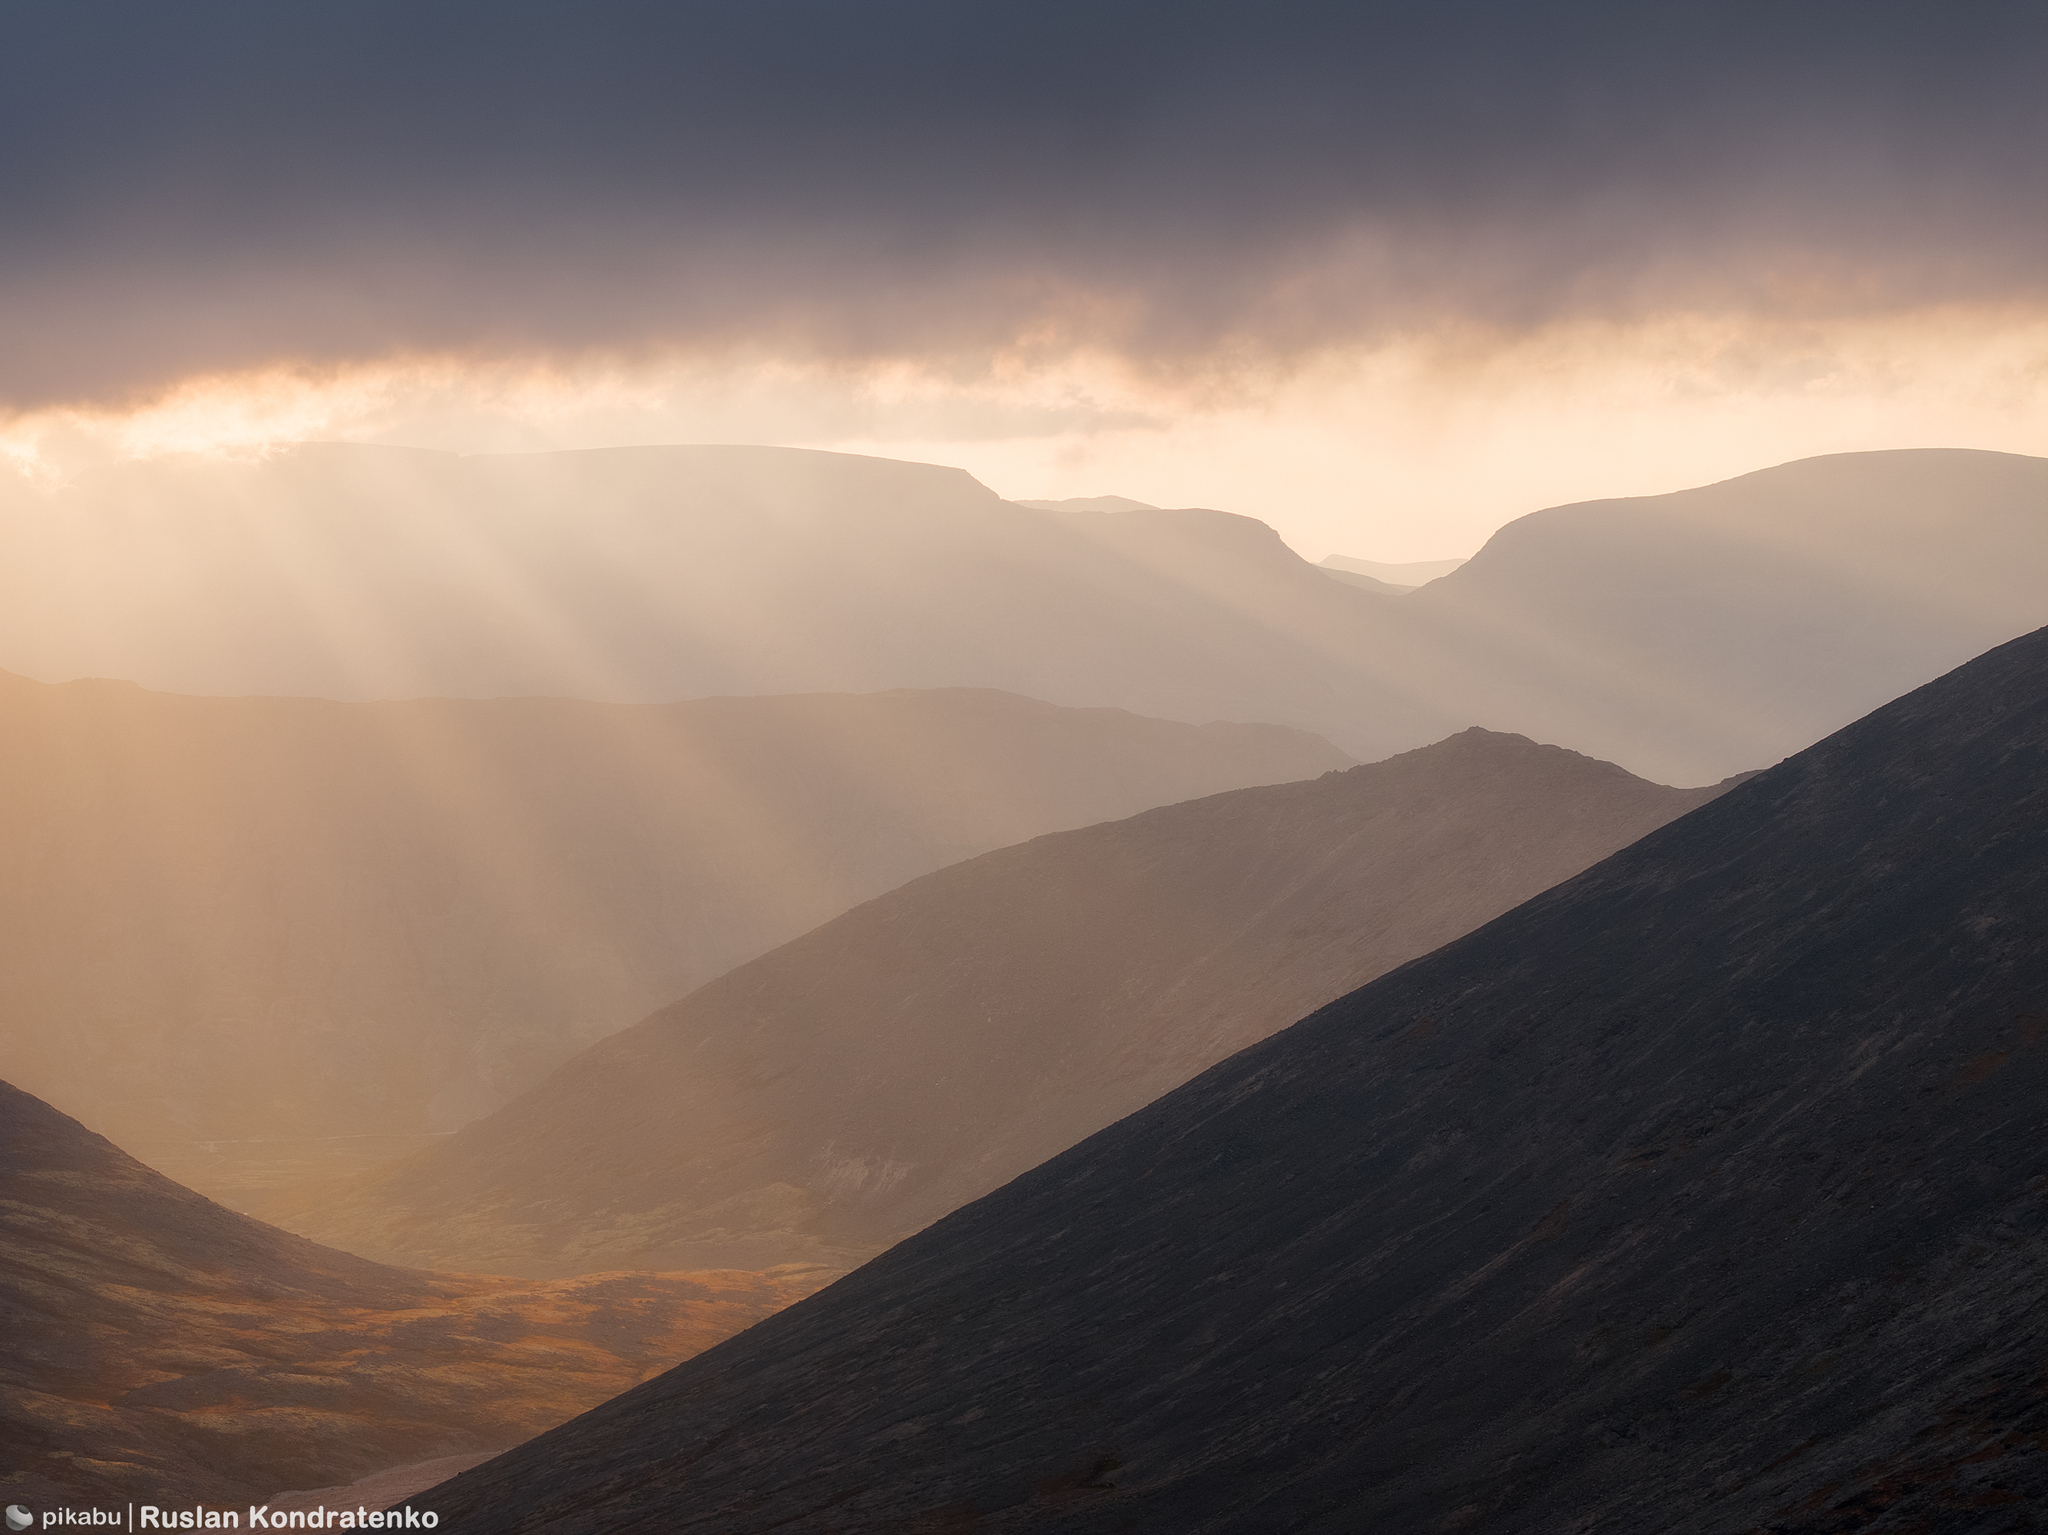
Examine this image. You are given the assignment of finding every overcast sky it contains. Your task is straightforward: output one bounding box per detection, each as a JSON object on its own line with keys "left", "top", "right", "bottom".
{"left": 4, "top": 0, "right": 2044, "bottom": 556}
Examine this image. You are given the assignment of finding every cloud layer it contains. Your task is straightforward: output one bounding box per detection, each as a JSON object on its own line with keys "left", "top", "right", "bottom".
{"left": 3, "top": 0, "right": 2043, "bottom": 407}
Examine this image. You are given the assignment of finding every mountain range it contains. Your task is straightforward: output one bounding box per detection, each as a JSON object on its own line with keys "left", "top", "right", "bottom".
{"left": 271, "top": 729, "right": 1743, "bottom": 1277}
{"left": 419, "top": 624, "right": 2048, "bottom": 1534}
{"left": 0, "top": 673, "right": 1340, "bottom": 1203}
{"left": 5, "top": 441, "right": 2044, "bottom": 1530}
{"left": 3, "top": 445, "right": 2039, "bottom": 782}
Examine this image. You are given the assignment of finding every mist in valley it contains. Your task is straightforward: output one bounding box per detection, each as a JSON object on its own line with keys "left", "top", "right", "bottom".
{"left": 2, "top": 3, "right": 2046, "bottom": 1531}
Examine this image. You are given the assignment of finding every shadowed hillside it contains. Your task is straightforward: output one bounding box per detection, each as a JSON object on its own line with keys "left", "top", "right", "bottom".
{"left": 0, "top": 674, "right": 1344, "bottom": 1203}
{"left": 1, "top": 443, "right": 2039, "bottom": 781}
{"left": 0, "top": 1081, "right": 830, "bottom": 1511}
{"left": 274, "top": 730, "right": 1740, "bottom": 1276}
{"left": 421, "top": 628, "right": 2048, "bottom": 1534}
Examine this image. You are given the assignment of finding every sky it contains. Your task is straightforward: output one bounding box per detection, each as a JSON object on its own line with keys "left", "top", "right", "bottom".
{"left": 2, "top": 0, "right": 2043, "bottom": 559}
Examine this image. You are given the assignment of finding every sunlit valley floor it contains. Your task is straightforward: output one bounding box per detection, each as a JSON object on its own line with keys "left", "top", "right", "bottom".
{"left": 2, "top": 445, "right": 2045, "bottom": 1529}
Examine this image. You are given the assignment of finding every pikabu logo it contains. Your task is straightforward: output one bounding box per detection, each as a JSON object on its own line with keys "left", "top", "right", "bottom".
{"left": 7, "top": 1507, "right": 32, "bottom": 1532}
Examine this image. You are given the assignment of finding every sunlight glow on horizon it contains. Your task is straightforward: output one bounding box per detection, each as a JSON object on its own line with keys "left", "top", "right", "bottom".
{"left": 4, "top": 301, "right": 2044, "bottom": 564}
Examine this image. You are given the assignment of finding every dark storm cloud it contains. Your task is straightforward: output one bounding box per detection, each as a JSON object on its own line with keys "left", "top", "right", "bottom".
{"left": 1, "top": 0, "right": 2042, "bottom": 406}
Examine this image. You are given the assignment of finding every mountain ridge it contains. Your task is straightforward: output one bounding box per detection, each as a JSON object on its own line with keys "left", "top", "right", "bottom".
{"left": 272, "top": 726, "right": 1742, "bottom": 1277}
{"left": 416, "top": 624, "right": 2048, "bottom": 1532}
{"left": 4, "top": 444, "right": 2040, "bottom": 782}
{"left": 0, "top": 672, "right": 1343, "bottom": 1201}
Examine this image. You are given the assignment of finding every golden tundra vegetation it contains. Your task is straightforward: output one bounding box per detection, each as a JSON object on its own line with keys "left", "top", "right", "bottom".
{"left": 0, "top": 1080, "right": 833, "bottom": 1510}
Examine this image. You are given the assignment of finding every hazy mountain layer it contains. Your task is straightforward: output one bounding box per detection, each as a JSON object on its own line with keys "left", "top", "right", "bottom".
{"left": 275, "top": 730, "right": 1737, "bottom": 1277}
{"left": 420, "top": 627, "right": 2048, "bottom": 1534}
{"left": 2, "top": 443, "right": 2039, "bottom": 781}
{"left": 1398, "top": 447, "right": 2048, "bottom": 782}
{"left": 0, "top": 443, "right": 1456, "bottom": 764}
{"left": 0, "top": 673, "right": 1343, "bottom": 1202}
{"left": 1012, "top": 495, "right": 1160, "bottom": 513}
{"left": 1317, "top": 566, "right": 1417, "bottom": 594}
{"left": 0, "top": 1080, "right": 831, "bottom": 1510}
{"left": 1318, "top": 554, "right": 1468, "bottom": 586}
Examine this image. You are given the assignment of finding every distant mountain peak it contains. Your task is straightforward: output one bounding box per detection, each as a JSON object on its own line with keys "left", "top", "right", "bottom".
{"left": 1318, "top": 553, "right": 1469, "bottom": 587}
{"left": 1010, "top": 494, "right": 1158, "bottom": 512}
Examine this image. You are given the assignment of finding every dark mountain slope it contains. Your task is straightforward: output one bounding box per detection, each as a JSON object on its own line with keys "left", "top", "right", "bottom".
{"left": 274, "top": 730, "right": 1735, "bottom": 1277}
{"left": 0, "top": 1081, "right": 829, "bottom": 1510}
{"left": 0, "top": 673, "right": 1341, "bottom": 1203}
{"left": 423, "top": 628, "right": 2048, "bottom": 1534}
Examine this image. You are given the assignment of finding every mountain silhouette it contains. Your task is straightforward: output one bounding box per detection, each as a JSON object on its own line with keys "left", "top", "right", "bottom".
{"left": 0, "top": 1080, "right": 829, "bottom": 1511}
{"left": 1012, "top": 495, "right": 1160, "bottom": 513}
{"left": 1319, "top": 554, "right": 1469, "bottom": 587}
{"left": 3, "top": 445, "right": 2039, "bottom": 782}
{"left": 1398, "top": 447, "right": 2048, "bottom": 782}
{"left": 1318, "top": 566, "right": 1416, "bottom": 594}
{"left": 419, "top": 626, "right": 2048, "bottom": 1533}
{"left": 276, "top": 730, "right": 1740, "bottom": 1276}
{"left": 0, "top": 673, "right": 1341, "bottom": 1203}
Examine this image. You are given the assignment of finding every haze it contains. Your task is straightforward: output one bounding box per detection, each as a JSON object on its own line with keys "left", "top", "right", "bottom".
{"left": 3, "top": 5, "right": 2046, "bottom": 1529}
